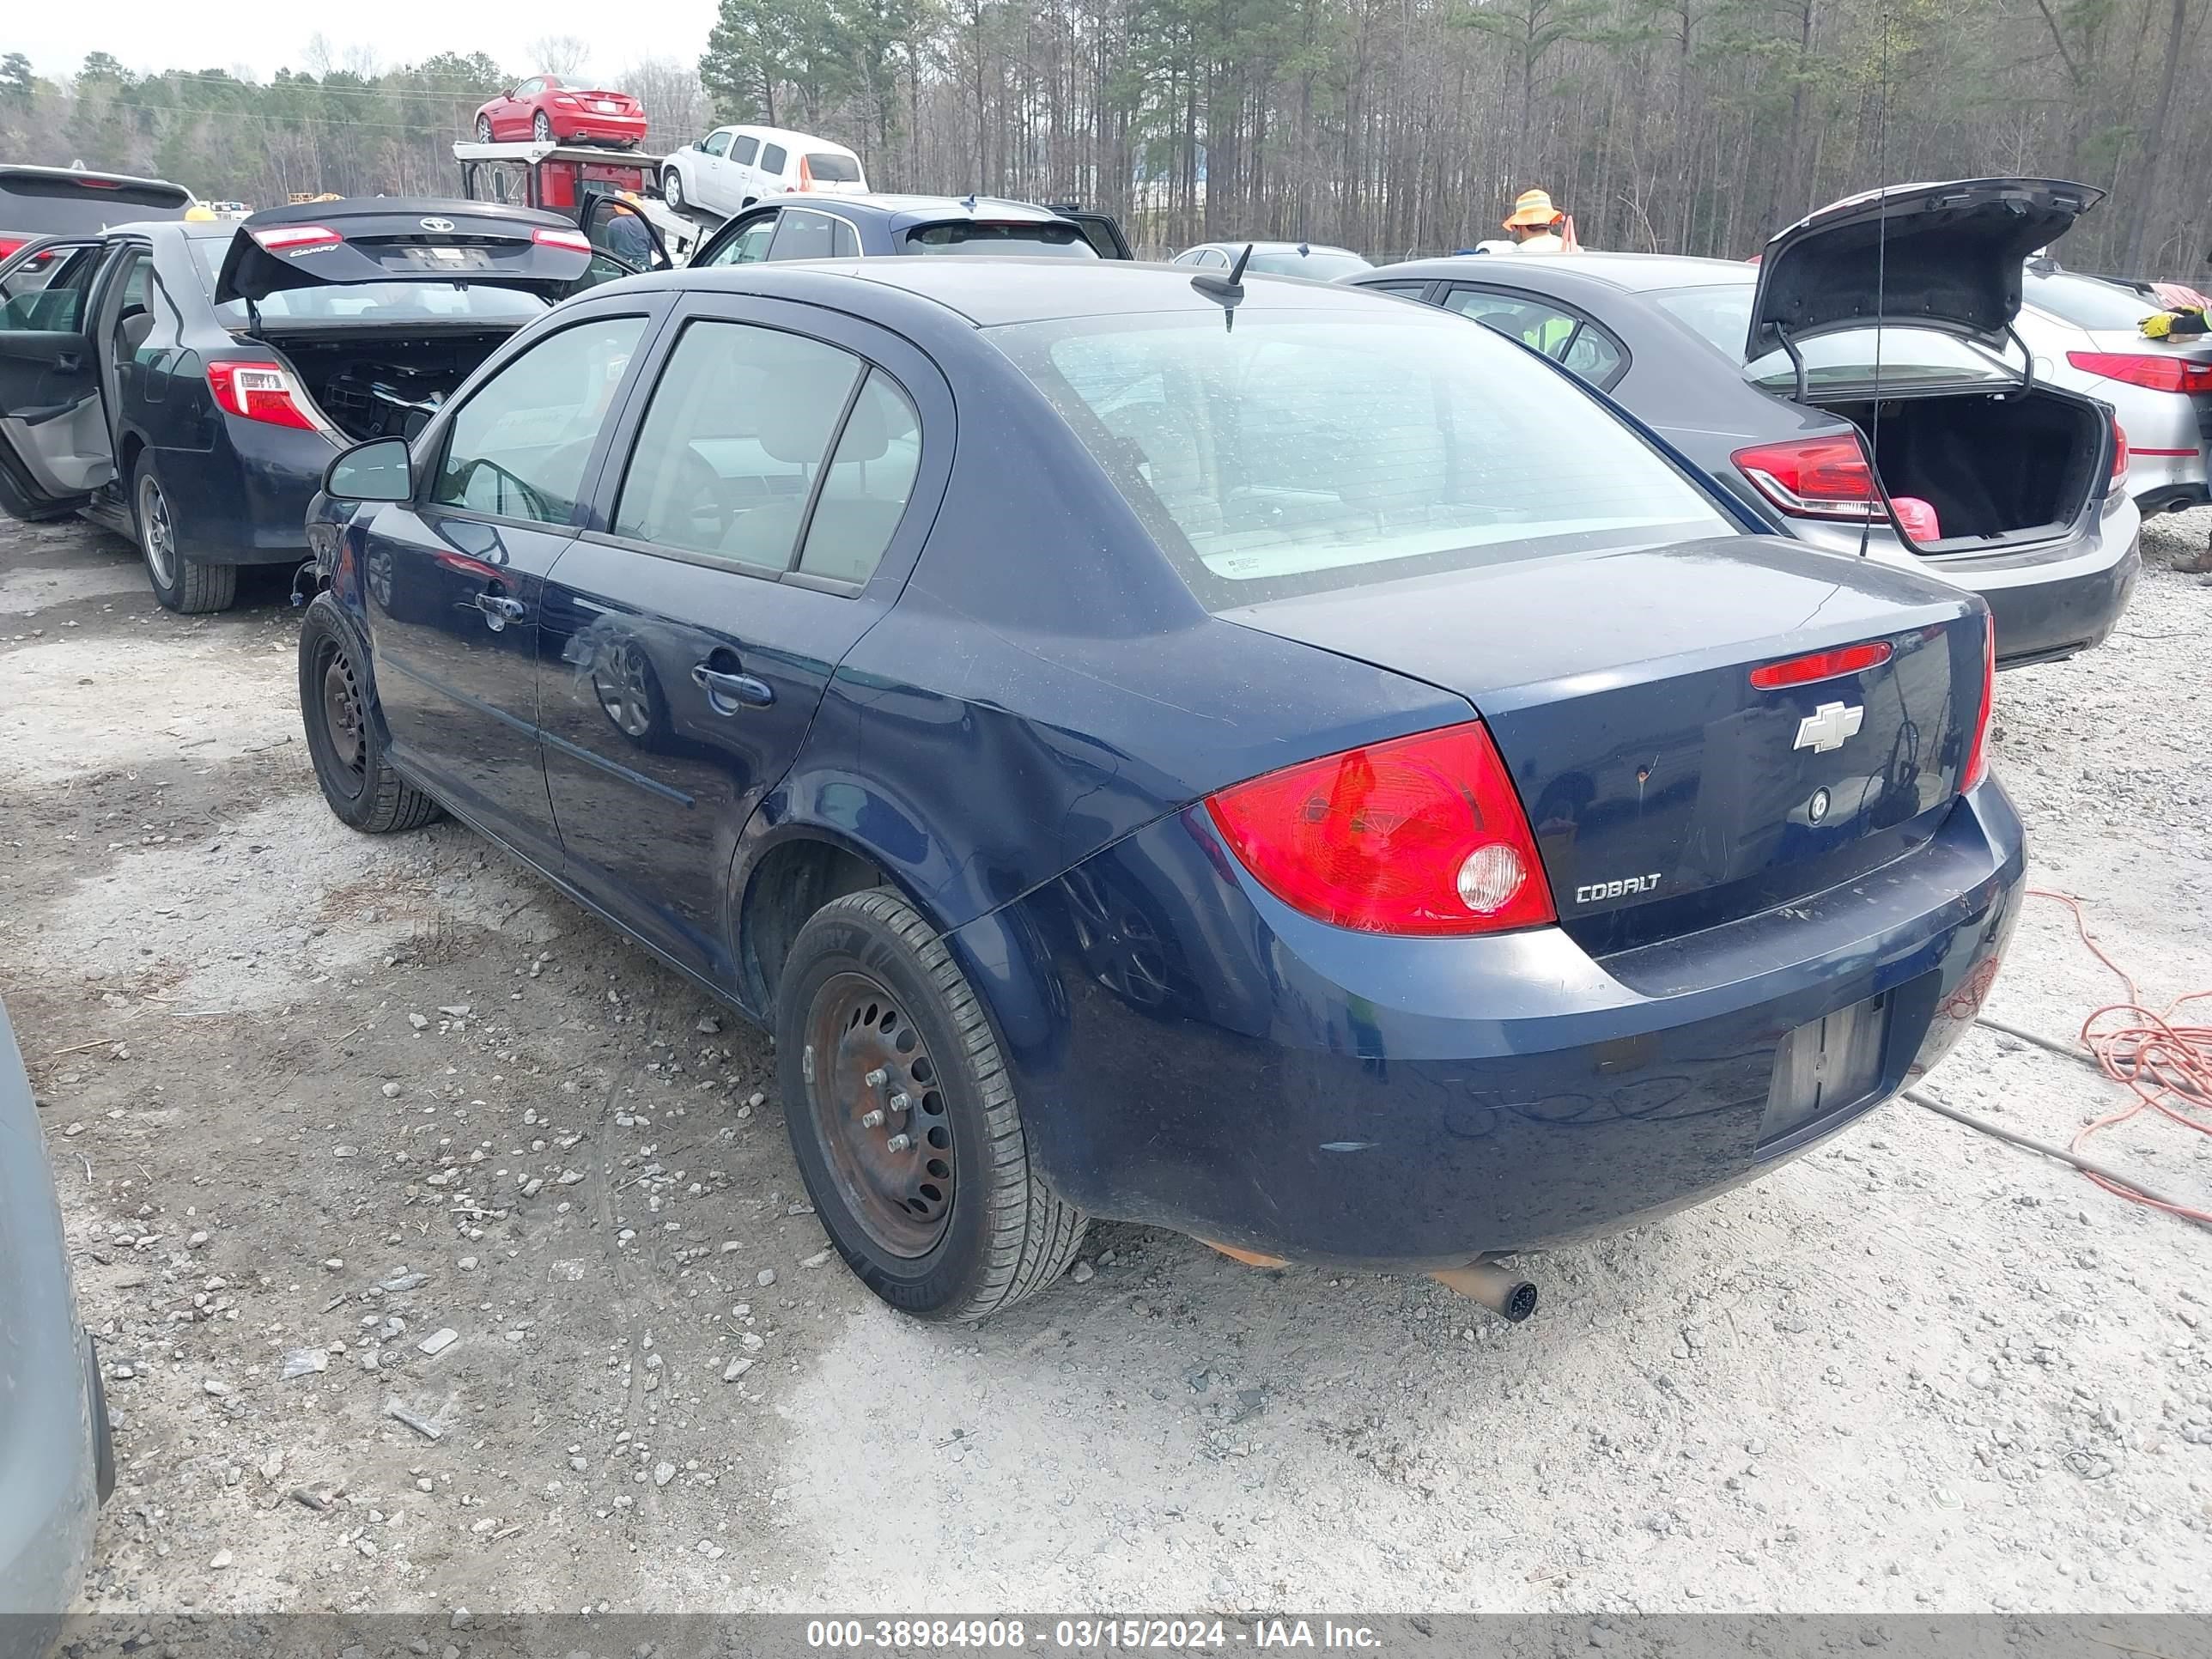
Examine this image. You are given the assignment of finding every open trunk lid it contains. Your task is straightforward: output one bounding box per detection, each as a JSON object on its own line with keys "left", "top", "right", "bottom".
{"left": 1749, "top": 179, "right": 2104, "bottom": 365}
{"left": 216, "top": 198, "right": 596, "bottom": 305}
{"left": 1222, "top": 538, "right": 1989, "bottom": 954}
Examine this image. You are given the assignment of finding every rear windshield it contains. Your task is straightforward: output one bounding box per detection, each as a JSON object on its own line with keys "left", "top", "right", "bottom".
{"left": 1243, "top": 248, "right": 1371, "bottom": 282}
{"left": 0, "top": 172, "right": 192, "bottom": 234}
{"left": 806, "top": 152, "right": 862, "bottom": 183}
{"left": 1650, "top": 282, "right": 2020, "bottom": 387}
{"left": 189, "top": 238, "right": 547, "bottom": 328}
{"left": 995, "top": 310, "right": 1735, "bottom": 608}
{"left": 901, "top": 222, "right": 1098, "bottom": 258}
{"left": 2026, "top": 270, "right": 2160, "bottom": 331}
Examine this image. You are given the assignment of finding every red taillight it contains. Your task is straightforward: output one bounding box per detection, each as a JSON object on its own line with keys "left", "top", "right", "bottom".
{"left": 552, "top": 94, "right": 580, "bottom": 106}
{"left": 2110, "top": 420, "right": 2129, "bottom": 491}
{"left": 0, "top": 235, "right": 26, "bottom": 262}
{"left": 252, "top": 223, "right": 342, "bottom": 252}
{"left": 1205, "top": 722, "right": 1555, "bottom": 935}
{"left": 1748, "top": 641, "right": 1893, "bottom": 690}
{"left": 798, "top": 155, "right": 816, "bottom": 191}
{"left": 1731, "top": 434, "right": 1885, "bottom": 520}
{"left": 532, "top": 226, "right": 592, "bottom": 252}
{"left": 2066, "top": 350, "right": 2212, "bottom": 396}
{"left": 206, "top": 360, "right": 325, "bottom": 433}
{"left": 1961, "top": 621, "right": 1996, "bottom": 792}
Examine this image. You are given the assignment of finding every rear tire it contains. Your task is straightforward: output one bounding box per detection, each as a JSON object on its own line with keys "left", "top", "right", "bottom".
{"left": 136, "top": 466, "right": 235, "bottom": 614}
{"left": 532, "top": 112, "right": 553, "bottom": 142}
{"left": 298, "top": 594, "right": 441, "bottom": 834}
{"left": 661, "top": 169, "right": 684, "bottom": 212}
{"left": 775, "top": 889, "right": 1087, "bottom": 1323}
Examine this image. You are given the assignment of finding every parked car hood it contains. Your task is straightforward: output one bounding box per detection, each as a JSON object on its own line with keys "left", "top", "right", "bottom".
{"left": 216, "top": 197, "right": 595, "bottom": 304}
{"left": 1748, "top": 178, "right": 2103, "bottom": 359}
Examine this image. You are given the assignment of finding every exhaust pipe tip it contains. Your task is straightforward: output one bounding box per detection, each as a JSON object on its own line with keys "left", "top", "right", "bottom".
{"left": 1429, "top": 1259, "right": 1539, "bottom": 1322}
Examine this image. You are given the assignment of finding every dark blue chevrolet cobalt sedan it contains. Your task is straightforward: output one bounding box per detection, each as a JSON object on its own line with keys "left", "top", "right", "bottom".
{"left": 299, "top": 258, "right": 2021, "bottom": 1323}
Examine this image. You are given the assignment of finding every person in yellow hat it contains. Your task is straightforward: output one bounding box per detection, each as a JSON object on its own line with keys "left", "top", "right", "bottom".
{"left": 1504, "top": 187, "right": 1569, "bottom": 253}
{"left": 184, "top": 202, "right": 217, "bottom": 222}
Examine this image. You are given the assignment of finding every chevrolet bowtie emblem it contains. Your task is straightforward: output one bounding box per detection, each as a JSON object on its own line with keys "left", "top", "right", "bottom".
{"left": 1792, "top": 701, "right": 1864, "bottom": 754}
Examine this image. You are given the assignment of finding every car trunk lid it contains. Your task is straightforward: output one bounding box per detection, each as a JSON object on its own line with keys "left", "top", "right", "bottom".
{"left": 1748, "top": 178, "right": 2103, "bottom": 368}
{"left": 1220, "top": 537, "right": 1989, "bottom": 954}
{"left": 216, "top": 198, "right": 596, "bottom": 304}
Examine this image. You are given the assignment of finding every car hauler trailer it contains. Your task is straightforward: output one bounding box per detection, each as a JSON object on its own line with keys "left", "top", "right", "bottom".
{"left": 452, "top": 140, "right": 700, "bottom": 264}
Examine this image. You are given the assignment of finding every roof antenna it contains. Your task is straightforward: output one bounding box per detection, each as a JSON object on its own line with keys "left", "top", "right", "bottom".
{"left": 1857, "top": 2, "right": 1893, "bottom": 561}
{"left": 1190, "top": 243, "right": 1253, "bottom": 330}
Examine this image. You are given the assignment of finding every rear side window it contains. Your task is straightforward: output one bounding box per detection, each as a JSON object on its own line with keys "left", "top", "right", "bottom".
{"left": 761, "top": 144, "right": 788, "bottom": 176}
{"left": 731, "top": 137, "right": 760, "bottom": 165}
{"left": 996, "top": 311, "right": 1733, "bottom": 608}
{"left": 806, "top": 152, "right": 862, "bottom": 184}
{"left": 433, "top": 316, "right": 646, "bottom": 526}
{"left": 1443, "top": 287, "right": 1625, "bottom": 386}
{"left": 612, "top": 319, "right": 861, "bottom": 570}
{"left": 766, "top": 210, "right": 842, "bottom": 262}
{"left": 902, "top": 222, "right": 1097, "bottom": 259}
{"left": 0, "top": 241, "right": 105, "bottom": 327}
{"left": 798, "top": 370, "right": 921, "bottom": 583}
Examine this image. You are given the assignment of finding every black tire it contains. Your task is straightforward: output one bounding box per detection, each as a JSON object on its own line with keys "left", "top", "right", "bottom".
{"left": 475, "top": 115, "right": 493, "bottom": 143}
{"left": 661, "top": 168, "right": 684, "bottom": 212}
{"left": 532, "top": 112, "right": 553, "bottom": 142}
{"left": 135, "top": 465, "right": 236, "bottom": 614}
{"left": 775, "top": 889, "right": 1087, "bottom": 1323}
{"left": 298, "top": 594, "right": 441, "bottom": 834}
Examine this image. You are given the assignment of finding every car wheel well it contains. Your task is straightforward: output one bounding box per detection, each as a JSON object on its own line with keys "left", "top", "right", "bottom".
{"left": 118, "top": 431, "right": 146, "bottom": 485}
{"left": 742, "top": 839, "right": 887, "bottom": 1006}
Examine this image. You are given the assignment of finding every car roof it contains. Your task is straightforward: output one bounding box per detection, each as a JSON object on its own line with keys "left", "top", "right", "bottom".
{"left": 714, "top": 123, "right": 859, "bottom": 153}
{"left": 1191, "top": 240, "right": 1360, "bottom": 255}
{"left": 1375, "top": 250, "right": 1753, "bottom": 291}
{"left": 667, "top": 258, "right": 1425, "bottom": 328}
{"left": 757, "top": 193, "right": 1078, "bottom": 234}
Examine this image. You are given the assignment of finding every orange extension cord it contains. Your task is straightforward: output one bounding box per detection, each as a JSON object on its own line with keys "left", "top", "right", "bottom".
{"left": 2023, "top": 889, "right": 2212, "bottom": 1224}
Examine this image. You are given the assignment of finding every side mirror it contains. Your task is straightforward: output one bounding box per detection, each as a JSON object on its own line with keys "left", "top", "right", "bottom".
{"left": 324, "top": 437, "right": 413, "bottom": 502}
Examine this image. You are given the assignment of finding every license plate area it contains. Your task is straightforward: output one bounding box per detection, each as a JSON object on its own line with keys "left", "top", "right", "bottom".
{"left": 395, "top": 246, "right": 494, "bottom": 271}
{"left": 1759, "top": 992, "right": 1890, "bottom": 1155}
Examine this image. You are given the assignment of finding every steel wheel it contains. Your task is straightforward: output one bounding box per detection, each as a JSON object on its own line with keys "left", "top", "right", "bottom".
{"left": 314, "top": 635, "right": 367, "bottom": 800}
{"left": 662, "top": 170, "right": 684, "bottom": 211}
{"left": 805, "top": 972, "right": 955, "bottom": 1259}
{"left": 138, "top": 475, "right": 176, "bottom": 589}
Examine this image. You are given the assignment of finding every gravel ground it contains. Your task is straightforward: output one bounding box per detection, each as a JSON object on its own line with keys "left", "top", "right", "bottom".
{"left": 3, "top": 510, "right": 2209, "bottom": 1619}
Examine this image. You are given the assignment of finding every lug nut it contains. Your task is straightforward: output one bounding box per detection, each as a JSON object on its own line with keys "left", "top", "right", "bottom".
{"left": 864, "top": 1067, "right": 888, "bottom": 1087}
{"left": 889, "top": 1091, "right": 911, "bottom": 1115}
{"left": 860, "top": 1109, "right": 884, "bottom": 1129}
{"left": 885, "top": 1133, "right": 912, "bottom": 1152}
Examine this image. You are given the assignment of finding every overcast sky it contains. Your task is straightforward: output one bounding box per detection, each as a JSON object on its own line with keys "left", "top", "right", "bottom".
{"left": 13, "top": 3, "right": 714, "bottom": 82}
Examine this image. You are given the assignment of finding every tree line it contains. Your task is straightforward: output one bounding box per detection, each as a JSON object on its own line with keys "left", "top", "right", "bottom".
{"left": 3, "top": 0, "right": 2205, "bottom": 275}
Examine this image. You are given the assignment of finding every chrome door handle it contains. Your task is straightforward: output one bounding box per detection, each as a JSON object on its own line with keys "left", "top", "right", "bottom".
{"left": 473, "top": 592, "right": 526, "bottom": 630}
{"left": 690, "top": 663, "right": 774, "bottom": 710}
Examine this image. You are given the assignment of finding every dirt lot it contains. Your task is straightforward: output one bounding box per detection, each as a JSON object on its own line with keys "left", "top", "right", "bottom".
{"left": 3, "top": 510, "right": 2210, "bottom": 1619}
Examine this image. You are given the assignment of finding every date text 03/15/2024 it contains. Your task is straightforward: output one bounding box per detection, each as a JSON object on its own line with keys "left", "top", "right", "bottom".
{"left": 803, "top": 1619, "right": 1387, "bottom": 1650}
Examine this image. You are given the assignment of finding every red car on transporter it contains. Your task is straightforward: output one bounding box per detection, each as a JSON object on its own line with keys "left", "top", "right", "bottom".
{"left": 472, "top": 76, "right": 647, "bottom": 149}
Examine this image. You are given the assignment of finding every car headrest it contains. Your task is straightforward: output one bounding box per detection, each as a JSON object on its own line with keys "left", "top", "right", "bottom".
{"left": 118, "top": 313, "right": 155, "bottom": 354}
{"left": 759, "top": 370, "right": 866, "bottom": 465}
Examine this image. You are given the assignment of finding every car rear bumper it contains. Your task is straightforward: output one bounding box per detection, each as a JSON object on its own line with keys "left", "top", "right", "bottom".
{"left": 947, "top": 781, "right": 2025, "bottom": 1270}
{"left": 1790, "top": 499, "right": 2141, "bottom": 667}
{"left": 548, "top": 112, "right": 647, "bottom": 144}
{"left": 152, "top": 422, "right": 336, "bottom": 565}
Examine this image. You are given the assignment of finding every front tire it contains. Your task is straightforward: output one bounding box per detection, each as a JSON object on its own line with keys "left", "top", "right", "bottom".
{"left": 136, "top": 466, "right": 235, "bottom": 614}
{"left": 532, "top": 112, "right": 553, "bottom": 142}
{"left": 775, "top": 890, "right": 1087, "bottom": 1323}
{"left": 475, "top": 115, "right": 493, "bottom": 143}
{"left": 661, "top": 168, "right": 684, "bottom": 212}
{"left": 298, "top": 595, "right": 441, "bottom": 834}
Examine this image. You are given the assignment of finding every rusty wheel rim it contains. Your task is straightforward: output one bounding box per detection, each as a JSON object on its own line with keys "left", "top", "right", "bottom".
{"left": 805, "top": 972, "right": 953, "bottom": 1259}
